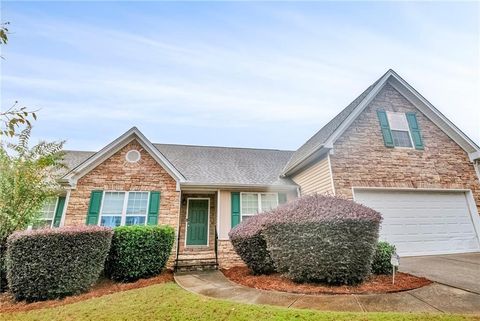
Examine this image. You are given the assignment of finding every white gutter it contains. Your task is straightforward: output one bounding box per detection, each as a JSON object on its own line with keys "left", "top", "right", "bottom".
{"left": 469, "top": 151, "right": 480, "bottom": 162}
{"left": 179, "top": 182, "right": 298, "bottom": 191}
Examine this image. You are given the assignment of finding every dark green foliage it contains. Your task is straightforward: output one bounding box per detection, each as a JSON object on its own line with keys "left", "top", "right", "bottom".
{"left": 229, "top": 213, "right": 275, "bottom": 275}
{"left": 106, "top": 225, "right": 175, "bottom": 282}
{"left": 0, "top": 240, "right": 6, "bottom": 292}
{"left": 372, "top": 241, "right": 396, "bottom": 275}
{"left": 6, "top": 226, "right": 112, "bottom": 302}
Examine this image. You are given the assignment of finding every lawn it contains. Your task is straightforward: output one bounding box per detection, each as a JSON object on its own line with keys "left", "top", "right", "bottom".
{"left": 0, "top": 282, "right": 477, "bottom": 321}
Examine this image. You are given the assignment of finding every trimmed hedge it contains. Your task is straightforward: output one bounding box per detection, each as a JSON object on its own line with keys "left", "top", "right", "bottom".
{"left": 105, "top": 225, "right": 175, "bottom": 282}
{"left": 229, "top": 213, "right": 275, "bottom": 275}
{"left": 230, "top": 194, "right": 382, "bottom": 285}
{"left": 6, "top": 226, "right": 112, "bottom": 302}
{"left": 372, "top": 241, "right": 396, "bottom": 275}
{"left": 0, "top": 240, "right": 6, "bottom": 293}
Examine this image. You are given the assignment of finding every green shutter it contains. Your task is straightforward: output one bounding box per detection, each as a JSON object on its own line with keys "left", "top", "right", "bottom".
{"left": 406, "top": 112, "right": 424, "bottom": 150}
{"left": 53, "top": 196, "right": 66, "bottom": 227}
{"left": 147, "top": 191, "right": 160, "bottom": 225}
{"left": 86, "top": 190, "right": 103, "bottom": 225}
{"left": 231, "top": 192, "right": 240, "bottom": 228}
{"left": 376, "top": 110, "right": 394, "bottom": 148}
{"left": 278, "top": 193, "right": 287, "bottom": 204}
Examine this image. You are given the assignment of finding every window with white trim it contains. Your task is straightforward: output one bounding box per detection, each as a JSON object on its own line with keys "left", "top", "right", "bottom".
{"left": 32, "top": 197, "right": 57, "bottom": 229}
{"left": 100, "top": 191, "right": 149, "bottom": 227}
{"left": 386, "top": 111, "right": 413, "bottom": 148}
{"left": 240, "top": 193, "right": 278, "bottom": 221}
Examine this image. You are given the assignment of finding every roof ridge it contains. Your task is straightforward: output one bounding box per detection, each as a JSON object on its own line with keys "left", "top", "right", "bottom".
{"left": 153, "top": 142, "right": 294, "bottom": 152}
{"left": 282, "top": 73, "right": 385, "bottom": 175}
{"left": 63, "top": 149, "right": 96, "bottom": 153}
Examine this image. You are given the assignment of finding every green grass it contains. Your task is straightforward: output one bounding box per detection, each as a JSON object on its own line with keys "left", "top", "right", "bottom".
{"left": 0, "top": 282, "right": 477, "bottom": 321}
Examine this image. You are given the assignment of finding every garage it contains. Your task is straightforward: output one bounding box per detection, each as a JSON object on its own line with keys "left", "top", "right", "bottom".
{"left": 353, "top": 189, "right": 480, "bottom": 256}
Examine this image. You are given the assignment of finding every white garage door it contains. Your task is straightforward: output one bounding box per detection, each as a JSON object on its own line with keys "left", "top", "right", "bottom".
{"left": 354, "top": 189, "right": 480, "bottom": 256}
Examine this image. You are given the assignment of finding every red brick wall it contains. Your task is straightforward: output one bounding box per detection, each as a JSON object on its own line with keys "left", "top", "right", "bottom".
{"left": 64, "top": 139, "right": 180, "bottom": 230}
{"left": 330, "top": 84, "right": 480, "bottom": 212}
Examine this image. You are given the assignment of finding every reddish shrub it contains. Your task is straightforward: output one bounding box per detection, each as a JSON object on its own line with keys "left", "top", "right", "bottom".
{"left": 229, "top": 213, "right": 275, "bottom": 274}
{"left": 6, "top": 226, "right": 113, "bottom": 302}
{"left": 262, "top": 194, "right": 382, "bottom": 284}
{"left": 229, "top": 194, "right": 382, "bottom": 285}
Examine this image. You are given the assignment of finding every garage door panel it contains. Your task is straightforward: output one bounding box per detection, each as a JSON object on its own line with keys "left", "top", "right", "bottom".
{"left": 354, "top": 190, "right": 480, "bottom": 256}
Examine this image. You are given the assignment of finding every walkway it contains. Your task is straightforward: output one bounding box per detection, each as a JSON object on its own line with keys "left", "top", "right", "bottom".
{"left": 174, "top": 270, "right": 480, "bottom": 314}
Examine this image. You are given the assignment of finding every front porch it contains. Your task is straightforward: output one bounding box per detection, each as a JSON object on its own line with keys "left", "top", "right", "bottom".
{"left": 175, "top": 191, "right": 219, "bottom": 271}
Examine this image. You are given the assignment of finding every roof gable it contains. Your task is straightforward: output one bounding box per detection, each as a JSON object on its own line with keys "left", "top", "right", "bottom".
{"left": 283, "top": 69, "right": 480, "bottom": 175}
{"left": 63, "top": 127, "right": 185, "bottom": 187}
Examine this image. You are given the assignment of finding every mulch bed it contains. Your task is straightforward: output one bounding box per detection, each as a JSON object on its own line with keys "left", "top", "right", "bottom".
{"left": 222, "top": 266, "right": 431, "bottom": 295}
{"left": 0, "top": 271, "right": 173, "bottom": 313}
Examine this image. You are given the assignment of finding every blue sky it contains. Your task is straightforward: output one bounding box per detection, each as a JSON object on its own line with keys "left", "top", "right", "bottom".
{"left": 1, "top": 1, "right": 479, "bottom": 151}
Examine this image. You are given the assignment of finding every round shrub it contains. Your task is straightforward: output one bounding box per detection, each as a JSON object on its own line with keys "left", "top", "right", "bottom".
{"left": 229, "top": 213, "right": 275, "bottom": 275}
{"left": 105, "top": 225, "right": 175, "bottom": 282}
{"left": 0, "top": 240, "right": 6, "bottom": 292}
{"left": 262, "top": 194, "right": 381, "bottom": 285}
{"left": 6, "top": 226, "right": 112, "bottom": 302}
{"left": 371, "top": 241, "right": 396, "bottom": 275}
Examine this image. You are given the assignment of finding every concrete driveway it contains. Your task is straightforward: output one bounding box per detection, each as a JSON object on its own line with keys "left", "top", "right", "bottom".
{"left": 400, "top": 252, "right": 480, "bottom": 294}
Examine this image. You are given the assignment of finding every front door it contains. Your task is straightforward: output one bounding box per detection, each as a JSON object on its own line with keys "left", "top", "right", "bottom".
{"left": 186, "top": 199, "right": 209, "bottom": 246}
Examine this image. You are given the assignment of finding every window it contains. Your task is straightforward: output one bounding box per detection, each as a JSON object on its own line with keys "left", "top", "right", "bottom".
{"left": 126, "top": 192, "right": 148, "bottom": 225}
{"left": 100, "top": 191, "right": 149, "bottom": 227}
{"left": 386, "top": 111, "right": 413, "bottom": 148}
{"left": 391, "top": 130, "right": 412, "bottom": 147}
{"left": 240, "top": 193, "right": 278, "bottom": 221}
{"left": 32, "top": 198, "right": 57, "bottom": 229}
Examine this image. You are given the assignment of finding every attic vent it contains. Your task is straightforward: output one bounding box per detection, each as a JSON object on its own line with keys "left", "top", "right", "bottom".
{"left": 126, "top": 150, "right": 141, "bottom": 163}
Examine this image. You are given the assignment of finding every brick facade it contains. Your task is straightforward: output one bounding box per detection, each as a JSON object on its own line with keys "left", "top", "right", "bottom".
{"left": 330, "top": 84, "right": 480, "bottom": 212}
{"left": 64, "top": 140, "right": 181, "bottom": 264}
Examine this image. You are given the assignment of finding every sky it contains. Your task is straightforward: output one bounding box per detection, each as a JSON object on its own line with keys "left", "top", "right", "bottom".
{"left": 1, "top": 1, "right": 479, "bottom": 151}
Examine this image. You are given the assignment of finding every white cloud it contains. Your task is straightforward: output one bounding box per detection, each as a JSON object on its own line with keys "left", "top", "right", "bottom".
{"left": 2, "top": 2, "right": 478, "bottom": 150}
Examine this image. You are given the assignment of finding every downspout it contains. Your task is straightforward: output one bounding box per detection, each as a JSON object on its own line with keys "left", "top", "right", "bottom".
{"left": 59, "top": 189, "right": 72, "bottom": 227}
{"left": 474, "top": 159, "right": 480, "bottom": 183}
{"left": 215, "top": 189, "right": 221, "bottom": 269}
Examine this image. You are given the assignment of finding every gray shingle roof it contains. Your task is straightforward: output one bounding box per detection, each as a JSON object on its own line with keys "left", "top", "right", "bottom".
{"left": 282, "top": 78, "right": 381, "bottom": 174}
{"left": 63, "top": 145, "right": 296, "bottom": 186}
{"left": 155, "top": 144, "right": 295, "bottom": 186}
{"left": 60, "top": 150, "right": 96, "bottom": 176}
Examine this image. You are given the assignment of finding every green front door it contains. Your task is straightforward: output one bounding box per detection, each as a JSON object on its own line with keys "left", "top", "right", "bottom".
{"left": 186, "top": 199, "right": 209, "bottom": 246}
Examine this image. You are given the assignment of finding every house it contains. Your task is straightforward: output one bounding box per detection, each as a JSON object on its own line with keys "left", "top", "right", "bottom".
{"left": 39, "top": 69, "right": 480, "bottom": 269}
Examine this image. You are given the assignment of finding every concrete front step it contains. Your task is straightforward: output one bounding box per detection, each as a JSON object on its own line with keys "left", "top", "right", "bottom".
{"left": 176, "top": 252, "right": 218, "bottom": 271}
{"left": 175, "top": 263, "right": 218, "bottom": 272}
{"left": 177, "top": 253, "right": 216, "bottom": 260}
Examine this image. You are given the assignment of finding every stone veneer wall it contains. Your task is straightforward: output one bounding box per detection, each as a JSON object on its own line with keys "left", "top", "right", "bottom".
{"left": 64, "top": 139, "right": 181, "bottom": 266}
{"left": 330, "top": 83, "right": 480, "bottom": 213}
{"left": 217, "top": 240, "right": 245, "bottom": 269}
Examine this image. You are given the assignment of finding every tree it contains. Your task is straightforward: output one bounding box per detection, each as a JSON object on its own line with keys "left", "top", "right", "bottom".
{"left": 1, "top": 22, "right": 37, "bottom": 137}
{"left": 0, "top": 127, "right": 65, "bottom": 241}
{"left": 0, "top": 22, "right": 8, "bottom": 46}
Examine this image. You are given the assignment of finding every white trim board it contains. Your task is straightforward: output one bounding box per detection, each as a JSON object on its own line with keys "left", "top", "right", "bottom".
{"left": 284, "top": 69, "right": 480, "bottom": 175}
{"left": 325, "top": 70, "right": 480, "bottom": 155}
{"left": 63, "top": 127, "right": 185, "bottom": 188}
